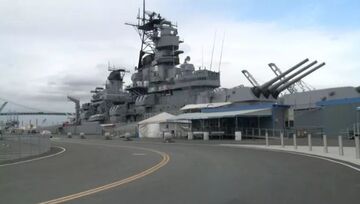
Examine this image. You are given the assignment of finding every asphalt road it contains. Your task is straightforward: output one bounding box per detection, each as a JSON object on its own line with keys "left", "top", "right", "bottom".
{"left": 1, "top": 138, "right": 360, "bottom": 204}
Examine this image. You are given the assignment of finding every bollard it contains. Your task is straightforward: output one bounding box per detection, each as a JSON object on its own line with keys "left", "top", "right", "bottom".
{"left": 280, "top": 132, "right": 284, "bottom": 148}
{"left": 203, "top": 132, "right": 209, "bottom": 141}
{"left": 308, "top": 134, "right": 312, "bottom": 151}
{"left": 235, "top": 131, "right": 242, "bottom": 141}
{"left": 80, "top": 132, "right": 85, "bottom": 139}
{"left": 354, "top": 124, "right": 357, "bottom": 138}
{"left": 338, "top": 135, "right": 343, "bottom": 156}
{"left": 355, "top": 136, "right": 360, "bottom": 159}
{"left": 104, "top": 132, "right": 112, "bottom": 140}
{"left": 323, "top": 135, "right": 328, "bottom": 153}
{"left": 188, "top": 132, "right": 193, "bottom": 140}
{"left": 265, "top": 131, "right": 269, "bottom": 146}
{"left": 163, "top": 132, "right": 173, "bottom": 143}
{"left": 293, "top": 133, "right": 297, "bottom": 150}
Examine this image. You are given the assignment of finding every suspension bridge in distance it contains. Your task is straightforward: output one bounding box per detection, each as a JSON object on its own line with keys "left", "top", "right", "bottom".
{"left": 0, "top": 112, "right": 72, "bottom": 116}
{"left": 0, "top": 98, "right": 73, "bottom": 116}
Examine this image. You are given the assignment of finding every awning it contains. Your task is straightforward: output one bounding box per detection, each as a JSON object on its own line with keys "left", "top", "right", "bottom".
{"left": 169, "top": 108, "right": 272, "bottom": 120}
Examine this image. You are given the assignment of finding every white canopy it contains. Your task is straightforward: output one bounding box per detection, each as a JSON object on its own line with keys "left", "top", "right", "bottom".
{"left": 138, "top": 112, "right": 175, "bottom": 125}
{"left": 138, "top": 112, "right": 175, "bottom": 138}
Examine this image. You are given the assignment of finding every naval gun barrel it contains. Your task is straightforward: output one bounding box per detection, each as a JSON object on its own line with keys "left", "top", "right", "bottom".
{"left": 252, "top": 58, "right": 309, "bottom": 97}
{"left": 263, "top": 60, "right": 318, "bottom": 97}
{"left": 272, "top": 62, "right": 325, "bottom": 98}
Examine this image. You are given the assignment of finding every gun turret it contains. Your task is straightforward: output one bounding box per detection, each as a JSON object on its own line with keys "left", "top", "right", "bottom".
{"left": 272, "top": 62, "right": 325, "bottom": 98}
{"left": 252, "top": 58, "right": 309, "bottom": 97}
{"left": 263, "top": 61, "right": 318, "bottom": 97}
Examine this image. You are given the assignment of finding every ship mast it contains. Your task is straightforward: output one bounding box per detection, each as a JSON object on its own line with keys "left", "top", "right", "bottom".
{"left": 138, "top": 0, "right": 146, "bottom": 70}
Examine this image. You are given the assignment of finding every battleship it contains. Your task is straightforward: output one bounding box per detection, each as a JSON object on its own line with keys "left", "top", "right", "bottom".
{"left": 62, "top": 1, "right": 360, "bottom": 137}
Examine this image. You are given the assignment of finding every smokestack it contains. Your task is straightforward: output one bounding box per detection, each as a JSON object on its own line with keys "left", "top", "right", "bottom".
{"left": 251, "top": 58, "right": 309, "bottom": 97}
{"left": 272, "top": 62, "right": 325, "bottom": 98}
{"left": 263, "top": 61, "right": 318, "bottom": 97}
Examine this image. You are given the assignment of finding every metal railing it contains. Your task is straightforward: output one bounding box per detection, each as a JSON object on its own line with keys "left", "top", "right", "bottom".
{"left": 238, "top": 127, "right": 323, "bottom": 139}
{"left": 237, "top": 130, "right": 360, "bottom": 160}
{"left": 0, "top": 134, "right": 51, "bottom": 162}
{"left": 186, "top": 127, "right": 360, "bottom": 160}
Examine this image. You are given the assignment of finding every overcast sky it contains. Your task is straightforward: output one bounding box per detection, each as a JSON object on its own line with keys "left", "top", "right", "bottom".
{"left": 1, "top": 0, "right": 359, "bottom": 119}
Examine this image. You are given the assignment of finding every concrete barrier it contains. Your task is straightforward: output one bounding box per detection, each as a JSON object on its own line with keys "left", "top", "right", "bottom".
{"left": 188, "top": 132, "right": 193, "bottom": 140}
{"left": 104, "top": 132, "right": 112, "bottom": 140}
{"left": 80, "top": 132, "right": 86, "bottom": 139}
{"left": 203, "top": 132, "right": 209, "bottom": 141}
{"left": 235, "top": 131, "right": 242, "bottom": 141}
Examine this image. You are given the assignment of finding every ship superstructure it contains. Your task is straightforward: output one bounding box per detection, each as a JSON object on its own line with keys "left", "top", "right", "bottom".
{"left": 80, "top": 7, "right": 221, "bottom": 124}
{"left": 70, "top": 1, "right": 360, "bottom": 140}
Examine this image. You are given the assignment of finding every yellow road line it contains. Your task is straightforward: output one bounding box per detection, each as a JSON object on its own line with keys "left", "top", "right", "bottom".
{"left": 39, "top": 148, "right": 170, "bottom": 204}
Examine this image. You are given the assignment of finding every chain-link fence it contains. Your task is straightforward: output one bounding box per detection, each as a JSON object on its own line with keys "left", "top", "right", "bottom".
{"left": 0, "top": 134, "right": 51, "bottom": 162}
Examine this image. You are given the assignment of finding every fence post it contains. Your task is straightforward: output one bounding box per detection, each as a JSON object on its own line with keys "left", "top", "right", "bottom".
{"left": 280, "top": 132, "right": 284, "bottom": 147}
{"left": 272, "top": 128, "right": 275, "bottom": 137}
{"left": 338, "top": 135, "right": 343, "bottom": 156}
{"left": 308, "top": 133, "right": 312, "bottom": 151}
{"left": 323, "top": 134, "right": 328, "bottom": 153}
{"left": 265, "top": 131, "right": 269, "bottom": 146}
{"left": 38, "top": 134, "right": 41, "bottom": 154}
{"left": 259, "top": 128, "right": 261, "bottom": 139}
{"left": 355, "top": 136, "right": 360, "bottom": 159}
{"left": 293, "top": 133, "right": 297, "bottom": 150}
{"left": 18, "top": 134, "right": 21, "bottom": 159}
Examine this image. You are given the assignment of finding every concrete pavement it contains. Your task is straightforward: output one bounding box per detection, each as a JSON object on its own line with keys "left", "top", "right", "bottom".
{"left": 1, "top": 138, "right": 359, "bottom": 204}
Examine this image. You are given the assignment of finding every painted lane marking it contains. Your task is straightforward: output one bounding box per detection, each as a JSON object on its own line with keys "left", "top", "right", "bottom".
{"left": 220, "top": 144, "right": 360, "bottom": 172}
{"left": 0, "top": 146, "right": 66, "bottom": 167}
{"left": 132, "top": 153, "right": 146, "bottom": 156}
{"left": 39, "top": 146, "right": 170, "bottom": 204}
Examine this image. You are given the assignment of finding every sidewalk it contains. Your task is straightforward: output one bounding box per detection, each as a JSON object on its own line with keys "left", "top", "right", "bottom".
{"left": 220, "top": 144, "right": 360, "bottom": 166}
